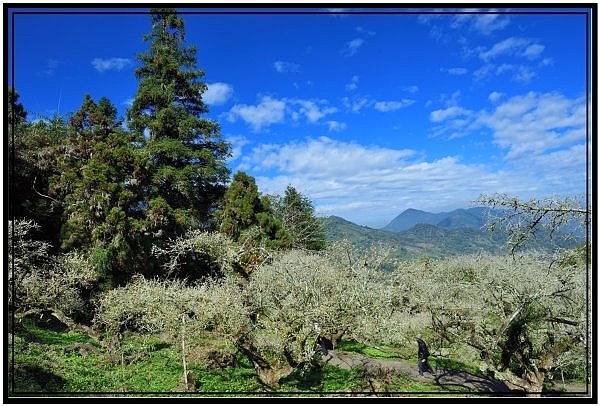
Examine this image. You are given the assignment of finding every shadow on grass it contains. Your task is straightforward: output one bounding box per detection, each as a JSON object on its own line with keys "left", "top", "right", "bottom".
{"left": 433, "top": 367, "right": 512, "bottom": 393}
{"left": 10, "top": 364, "right": 68, "bottom": 394}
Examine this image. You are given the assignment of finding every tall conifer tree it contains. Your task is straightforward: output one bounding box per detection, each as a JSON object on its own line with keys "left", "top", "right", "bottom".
{"left": 51, "top": 95, "right": 141, "bottom": 286}
{"left": 127, "top": 8, "right": 231, "bottom": 239}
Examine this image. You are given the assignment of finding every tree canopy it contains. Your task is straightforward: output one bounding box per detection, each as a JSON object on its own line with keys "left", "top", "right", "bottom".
{"left": 127, "top": 8, "right": 231, "bottom": 239}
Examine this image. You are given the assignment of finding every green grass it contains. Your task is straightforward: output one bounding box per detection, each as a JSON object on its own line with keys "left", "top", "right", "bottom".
{"left": 6, "top": 321, "right": 520, "bottom": 397}
{"left": 336, "top": 340, "right": 406, "bottom": 359}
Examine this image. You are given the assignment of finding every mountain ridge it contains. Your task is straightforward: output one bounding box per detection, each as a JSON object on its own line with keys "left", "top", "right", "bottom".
{"left": 381, "top": 207, "right": 493, "bottom": 232}
{"left": 324, "top": 209, "right": 583, "bottom": 259}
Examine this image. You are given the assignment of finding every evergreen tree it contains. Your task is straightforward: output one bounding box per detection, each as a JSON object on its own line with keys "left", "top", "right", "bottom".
{"left": 8, "top": 86, "right": 26, "bottom": 127}
{"left": 50, "top": 95, "right": 142, "bottom": 286}
{"left": 8, "top": 88, "right": 65, "bottom": 246}
{"left": 218, "top": 171, "right": 291, "bottom": 249}
{"left": 127, "top": 8, "right": 231, "bottom": 241}
{"left": 271, "top": 186, "right": 326, "bottom": 250}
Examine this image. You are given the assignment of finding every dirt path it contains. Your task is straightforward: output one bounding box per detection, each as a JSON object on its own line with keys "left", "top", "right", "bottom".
{"left": 324, "top": 350, "right": 588, "bottom": 395}
{"left": 326, "top": 350, "right": 509, "bottom": 393}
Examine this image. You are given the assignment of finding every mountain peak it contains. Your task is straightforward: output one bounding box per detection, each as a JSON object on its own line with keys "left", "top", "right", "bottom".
{"left": 382, "top": 207, "right": 490, "bottom": 232}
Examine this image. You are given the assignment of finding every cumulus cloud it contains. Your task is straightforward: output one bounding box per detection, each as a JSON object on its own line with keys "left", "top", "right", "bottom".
{"left": 237, "top": 136, "right": 509, "bottom": 227}
{"left": 237, "top": 89, "right": 588, "bottom": 227}
{"left": 294, "top": 100, "right": 337, "bottom": 123}
{"left": 227, "top": 96, "right": 338, "bottom": 131}
{"left": 430, "top": 90, "right": 587, "bottom": 165}
{"left": 479, "top": 91, "right": 587, "bottom": 160}
{"left": 203, "top": 82, "right": 233, "bottom": 105}
{"left": 225, "top": 134, "right": 250, "bottom": 161}
{"left": 488, "top": 91, "right": 503, "bottom": 103}
{"left": 342, "top": 96, "right": 371, "bottom": 113}
{"left": 523, "top": 43, "right": 545, "bottom": 59}
{"left": 239, "top": 136, "right": 416, "bottom": 178}
{"left": 419, "top": 10, "right": 510, "bottom": 42}
{"left": 326, "top": 121, "right": 347, "bottom": 132}
{"left": 91, "top": 57, "right": 131, "bottom": 72}
{"left": 273, "top": 60, "right": 300, "bottom": 73}
{"left": 227, "top": 96, "right": 286, "bottom": 132}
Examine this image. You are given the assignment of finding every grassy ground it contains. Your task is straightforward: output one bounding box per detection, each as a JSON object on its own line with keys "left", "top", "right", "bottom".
{"left": 7, "top": 319, "right": 584, "bottom": 397}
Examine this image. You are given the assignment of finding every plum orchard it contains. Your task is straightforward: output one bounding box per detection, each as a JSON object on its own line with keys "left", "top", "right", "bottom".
{"left": 93, "top": 229, "right": 587, "bottom": 391}
{"left": 396, "top": 251, "right": 587, "bottom": 393}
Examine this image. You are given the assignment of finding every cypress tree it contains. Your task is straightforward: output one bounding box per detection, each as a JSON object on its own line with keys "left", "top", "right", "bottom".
{"left": 127, "top": 8, "right": 231, "bottom": 241}
{"left": 49, "top": 95, "right": 142, "bottom": 286}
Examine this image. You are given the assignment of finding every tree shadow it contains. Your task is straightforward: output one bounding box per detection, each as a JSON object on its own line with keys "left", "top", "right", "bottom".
{"left": 9, "top": 364, "right": 68, "bottom": 394}
{"left": 433, "top": 367, "right": 514, "bottom": 394}
{"left": 278, "top": 362, "right": 326, "bottom": 391}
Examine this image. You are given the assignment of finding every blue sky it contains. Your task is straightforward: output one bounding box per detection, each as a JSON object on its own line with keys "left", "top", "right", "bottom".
{"left": 8, "top": 6, "right": 592, "bottom": 228}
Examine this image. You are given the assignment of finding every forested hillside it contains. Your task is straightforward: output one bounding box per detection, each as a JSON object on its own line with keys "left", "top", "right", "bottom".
{"left": 324, "top": 213, "right": 583, "bottom": 259}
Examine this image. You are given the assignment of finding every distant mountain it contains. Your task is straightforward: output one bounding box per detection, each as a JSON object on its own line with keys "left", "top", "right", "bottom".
{"left": 324, "top": 211, "right": 583, "bottom": 259}
{"left": 382, "top": 207, "right": 493, "bottom": 232}
{"left": 324, "top": 215, "right": 507, "bottom": 259}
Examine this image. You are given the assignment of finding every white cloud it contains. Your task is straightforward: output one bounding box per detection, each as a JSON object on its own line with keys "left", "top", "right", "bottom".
{"left": 241, "top": 136, "right": 415, "bottom": 175}
{"left": 342, "top": 96, "right": 371, "bottom": 113}
{"left": 273, "top": 60, "right": 300, "bottom": 73}
{"left": 342, "top": 96, "right": 414, "bottom": 114}
{"left": 523, "top": 43, "right": 545, "bottom": 59}
{"left": 326, "top": 121, "right": 347, "bottom": 132}
{"left": 342, "top": 38, "right": 364, "bottom": 56}
{"left": 225, "top": 134, "right": 250, "bottom": 161}
{"left": 294, "top": 100, "right": 337, "bottom": 123}
{"left": 373, "top": 100, "right": 415, "bottom": 112}
{"left": 345, "top": 75, "right": 359, "bottom": 92}
{"left": 42, "top": 59, "right": 61, "bottom": 76}
{"left": 227, "top": 96, "right": 338, "bottom": 131}
{"left": 479, "top": 91, "right": 587, "bottom": 160}
{"left": 455, "top": 12, "right": 511, "bottom": 35}
{"left": 430, "top": 90, "right": 587, "bottom": 163}
{"left": 403, "top": 85, "right": 420, "bottom": 93}
{"left": 430, "top": 106, "right": 472, "bottom": 122}
{"left": 488, "top": 91, "right": 503, "bottom": 103}
{"left": 91, "top": 57, "right": 131, "bottom": 72}
{"left": 238, "top": 136, "right": 508, "bottom": 227}
{"left": 227, "top": 96, "right": 286, "bottom": 132}
{"left": 512, "top": 66, "right": 536, "bottom": 83}
{"left": 479, "top": 37, "right": 544, "bottom": 62}
{"left": 443, "top": 67, "right": 468, "bottom": 75}
{"left": 237, "top": 104, "right": 588, "bottom": 227}
{"left": 473, "top": 63, "right": 495, "bottom": 81}
{"left": 355, "top": 26, "right": 376, "bottom": 36}
{"left": 203, "top": 82, "right": 233, "bottom": 105}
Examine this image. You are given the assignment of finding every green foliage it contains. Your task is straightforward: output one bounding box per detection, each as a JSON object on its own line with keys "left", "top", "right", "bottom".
{"left": 8, "top": 86, "right": 27, "bottom": 126}
{"left": 218, "top": 171, "right": 291, "bottom": 250}
{"left": 127, "top": 8, "right": 230, "bottom": 241}
{"left": 9, "top": 111, "right": 66, "bottom": 247}
{"left": 269, "top": 185, "right": 326, "bottom": 250}
{"left": 48, "top": 95, "right": 143, "bottom": 285}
